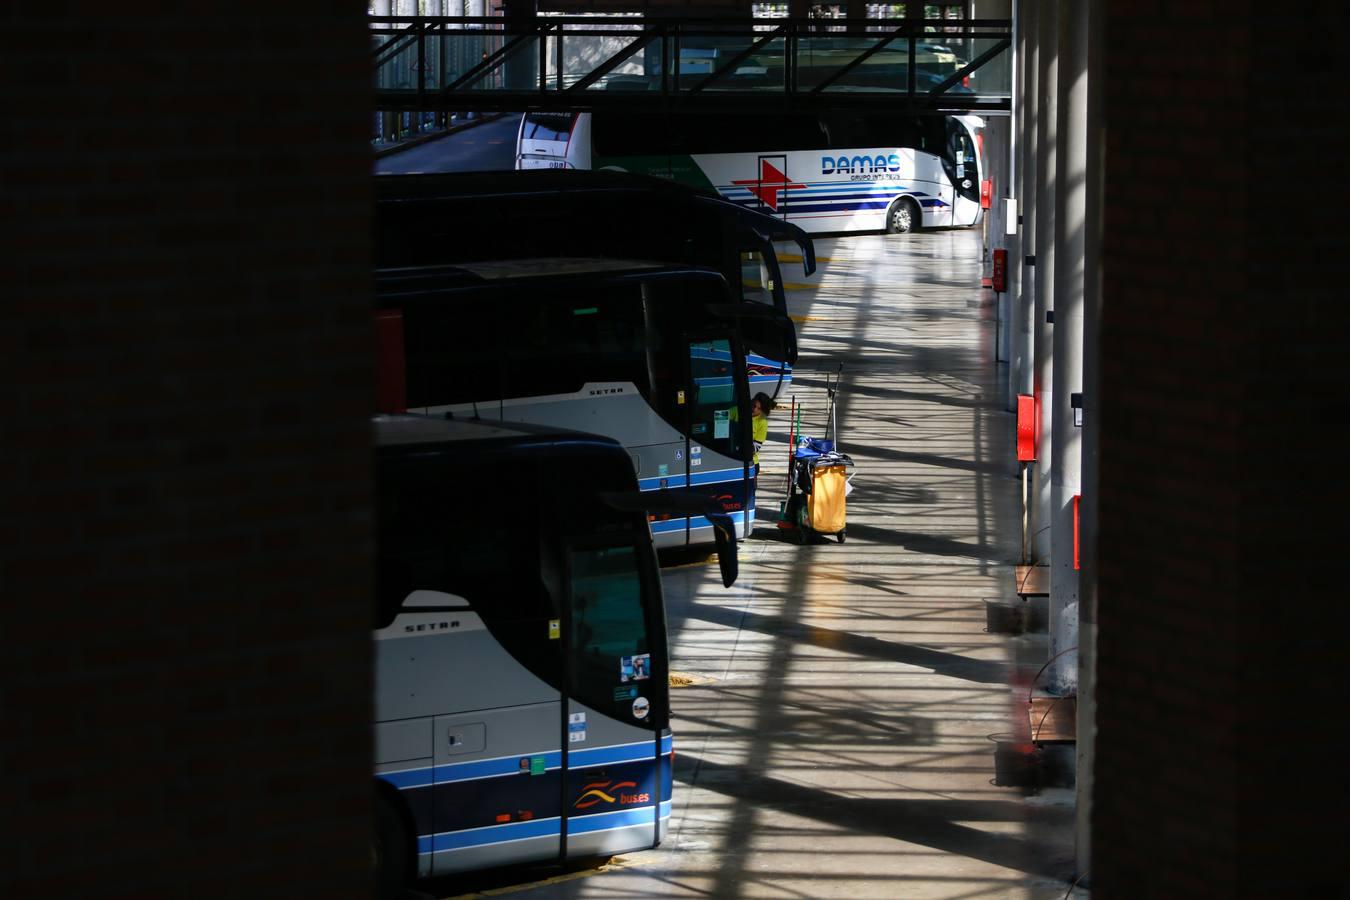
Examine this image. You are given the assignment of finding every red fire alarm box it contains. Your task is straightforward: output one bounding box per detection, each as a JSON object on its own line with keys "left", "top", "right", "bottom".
{"left": 992, "top": 248, "right": 1007, "bottom": 293}
{"left": 980, "top": 178, "right": 993, "bottom": 210}
{"left": 1016, "top": 394, "right": 1036, "bottom": 462}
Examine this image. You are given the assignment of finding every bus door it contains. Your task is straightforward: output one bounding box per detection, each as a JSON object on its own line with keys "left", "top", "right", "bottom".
{"left": 755, "top": 154, "right": 791, "bottom": 222}
{"left": 945, "top": 117, "right": 982, "bottom": 226}
{"left": 686, "top": 334, "right": 753, "bottom": 538}
{"left": 738, "top": 244, "right": 792, "bottom": 399}
{"left": 561, "top": 539, "right": 667, "bottom": 858}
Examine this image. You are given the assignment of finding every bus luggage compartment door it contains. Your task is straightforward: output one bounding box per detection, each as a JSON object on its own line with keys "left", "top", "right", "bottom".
{"left": 429, "top": 704, "right": 562, "bottom": 874}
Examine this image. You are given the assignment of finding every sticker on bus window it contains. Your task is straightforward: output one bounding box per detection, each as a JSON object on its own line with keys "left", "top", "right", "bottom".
{"left": 530, "top": 757, "right": 547, "bottom": 775}
{"left": 613, "top": 685, "right": 639, "bottom": 702}
{"left": 677, "top": 390, "right": 686, "bottom": 405}
{"left": 632, "top": 696, "right": 650, "bottom": 720}
{"left": 714, "top": 409, "right": 730, "bottom": 439}
{"left": 693, "top": 424, "right": 707, "bottom": 434}
{"left": 620, "top": 653, "right": 650, "bottom": 683}
{"left": 658, "top": 464, "right": 669, "bottom": 477}
{"left": 548, "top": 619, "right": 560, "bottom": 640}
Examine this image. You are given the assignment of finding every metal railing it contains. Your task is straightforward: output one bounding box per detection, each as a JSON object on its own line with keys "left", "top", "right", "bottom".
{"left": 371, "top": 15, "right": 1012, "bottom": 114}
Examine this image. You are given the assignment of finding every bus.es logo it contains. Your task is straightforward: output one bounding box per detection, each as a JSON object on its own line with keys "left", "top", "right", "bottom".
{"left": 573, "top": 780, "right": 650, "bottom": 809}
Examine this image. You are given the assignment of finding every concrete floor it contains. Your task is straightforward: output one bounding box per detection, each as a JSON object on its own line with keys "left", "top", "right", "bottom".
{"left": 466, "top": 229, "right": 1079, "bottom": 898}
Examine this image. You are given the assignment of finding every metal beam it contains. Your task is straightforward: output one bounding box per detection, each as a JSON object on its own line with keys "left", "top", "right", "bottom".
{"left": 687, "top": 25, "right": 785, "bottom": 94}
{"left": 567, "top": 28, "right": 661, "bottom": 93}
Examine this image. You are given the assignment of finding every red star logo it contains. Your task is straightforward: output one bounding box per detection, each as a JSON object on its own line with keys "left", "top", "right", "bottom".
{"left": 731, "top": 160, "right": 804, "bottom": 212}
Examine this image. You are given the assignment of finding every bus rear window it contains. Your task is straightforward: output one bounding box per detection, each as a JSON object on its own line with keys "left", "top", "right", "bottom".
{"left": 522, "top": 113, "right": 577, "bottom": 143}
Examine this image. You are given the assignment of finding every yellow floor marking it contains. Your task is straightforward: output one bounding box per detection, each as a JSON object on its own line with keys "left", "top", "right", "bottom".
{"left": 782, "top": 282, "right": 818, "bottom": 291}
{"left": 779, "top": 254, "right": 834, "bottom": 263}
{"left": 660, "top": 554, "right": 716, "bottom": 569}
{"left": 790, "top": 314, "right": 822, "bottom": 323}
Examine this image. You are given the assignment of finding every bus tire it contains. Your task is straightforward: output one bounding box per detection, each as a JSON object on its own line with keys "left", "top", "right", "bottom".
{"left": 886, "top": 197, "right": 920, "bottom": 234}
{"left": 374, "top": 787, "right": 412, "bottom": 900}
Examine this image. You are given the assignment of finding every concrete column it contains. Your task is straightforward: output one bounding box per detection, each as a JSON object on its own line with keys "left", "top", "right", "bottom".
{"left": 971, "top": 0, "right": 1012, "bottom": 333}
{"left": 375, "top": 0, "right": 396, "bottom": 141}
{"left": 1048, "top": 0, "right": 1084, "bottom": 695}
{"left": 987, "top": 114, "right": 1013, "bottom": 365}
{"left": 1030, "top": 0, "right": 1057, "bottom": 565}
{"left": 1074, "top": 0, "right": 1104, "bottom": 884}
{"left": 1011, "top": 0, "right": 1037, "bottom": 411}
{"left": 427, "top": 0, "right": 443, "bottom": 127}
{"left": 499, "top": 0, "right": 538, "bottom": 91}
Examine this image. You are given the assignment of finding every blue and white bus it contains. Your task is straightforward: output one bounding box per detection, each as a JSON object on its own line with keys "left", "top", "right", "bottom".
{"left": 373, "top": 414, "right": 737, "bottom": 897}
{"left": 375, "top": 258, "right": 790, "bottom": 548}
{"left": 516, "top": 111, "right": 984, "bottom": 235}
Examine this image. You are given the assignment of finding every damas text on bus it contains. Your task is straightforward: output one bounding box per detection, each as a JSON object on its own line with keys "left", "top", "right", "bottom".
{"left": 821, "top": 153, "right": 907, "bottom": 181}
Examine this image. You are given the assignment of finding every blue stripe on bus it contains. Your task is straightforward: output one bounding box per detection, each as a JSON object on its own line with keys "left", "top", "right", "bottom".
{"left": 383, "top": 738, "right": 673, "bottom": 791}
{"left": 637, "top": 468, "right": 743, "bottom": 491}
{"left": 570, "top": 739, "right": 671, "bottom": 769}
{"left": 378, "top": 768, "right": 435, "bottom": 790}
{"left": 723, "top": 194, "right": 950, "bottom": 213}
{"left": 722, "top": 182, "right": 932, "bottom": 197}
{"left": 431, "top": 816, "right": 562, "bottom": 852}
{"left": 432, "top": 751, "right": 563, "bottom": 783}
{"left": 567, "top": 806, "right": 657, "bottom": 835}
{"left": 417, "top": 801, "right": 672, "bottom": 857}
{"left": 649, "top": 510, "right": 748, "bottom": 534}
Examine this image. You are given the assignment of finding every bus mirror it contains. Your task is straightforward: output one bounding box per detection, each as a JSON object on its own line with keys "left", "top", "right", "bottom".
{"left": 600, "top": 491, "right": 740, "bottom": 588}
{"left": 704, "top": 304, "right": 796, "bottom": 365}
{"left": 740, "top": 316, "right": 796, "bottom": 367}
{"left": 706, "top": 512, "right": 739, "bottom": 588}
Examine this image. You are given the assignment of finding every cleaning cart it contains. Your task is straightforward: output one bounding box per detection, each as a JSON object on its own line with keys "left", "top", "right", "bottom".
{"left": 782, "top": 365, "right": 854, "bottom": 544}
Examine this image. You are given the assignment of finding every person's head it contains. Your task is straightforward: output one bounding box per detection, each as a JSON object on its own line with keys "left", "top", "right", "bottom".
{"left": 752, "top": 392, "right": 775, "bottom": 417}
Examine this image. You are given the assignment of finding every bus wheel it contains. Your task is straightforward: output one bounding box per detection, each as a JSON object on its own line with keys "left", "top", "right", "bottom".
{"left": 374, "top": 790, "right": 411, "bottom": 900}
{"left": 887, "top": 197, "right": 920, "bottom": 234}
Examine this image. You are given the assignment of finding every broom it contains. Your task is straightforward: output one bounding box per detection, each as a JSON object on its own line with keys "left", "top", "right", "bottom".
{"left": 777, "top": 397, "right": 800, "bottom": 526}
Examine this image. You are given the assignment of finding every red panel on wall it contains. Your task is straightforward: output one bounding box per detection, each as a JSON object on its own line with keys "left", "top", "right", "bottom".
{"left": 375, "top": 310, "right": 406, "bottom": 414}
{"left": 1017, "top": 394, "right": 1036, "bottom": 461}
{"left": 1073, "top": 494, "right": 1081, "bottom": 570}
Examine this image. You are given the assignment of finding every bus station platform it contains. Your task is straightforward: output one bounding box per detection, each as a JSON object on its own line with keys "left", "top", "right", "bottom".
{"left": 421, "top": 228, "right": 1079, "bottom": 899}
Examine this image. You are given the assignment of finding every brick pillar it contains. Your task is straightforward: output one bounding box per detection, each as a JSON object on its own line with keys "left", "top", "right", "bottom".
{"left": 0, "top": 6, "right": 374, "bottom": 898}
{"left": 1092, "top": 4, "right": 1350, "bottom": 896}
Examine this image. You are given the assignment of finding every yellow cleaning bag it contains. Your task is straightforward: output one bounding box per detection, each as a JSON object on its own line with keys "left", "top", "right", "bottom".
{"left": 808, "top": 465, "right": 848, "bottom": 534}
